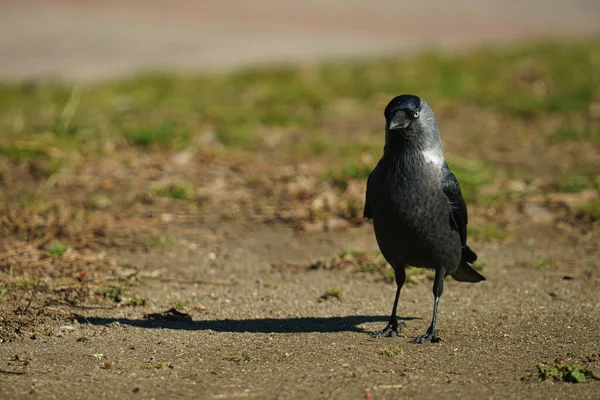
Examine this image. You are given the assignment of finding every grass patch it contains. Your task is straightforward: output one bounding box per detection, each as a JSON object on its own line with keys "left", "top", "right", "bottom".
{"left": 575, "top": 200, "right": 600, "bottom": 221}
{"left": 143, "top": 233, "right": 177, "bottom": 248}
{"left": 337, "top": 249, "right": 396, "bottom": 283}
{"left": 406, "top": 268, "right": 434, "bottom": 285}
{"left": 153, "top": 182, "right": 192, "bottom": 200}
{"left": 378, "top": 346, "right": 403, "bottom": 357}
{"left": 382, "top": 268, "right": 396, "bottom": 284}
{"left": 0, "top": 146, "right": 45, "bottom": 160}
{"left": 536, "top": 362, "right": 595, "bottom": 383}
{"left": 87, "top": 195, "right": 112, "bottom": 210}
{"left": 533, "top": 255, "right": 553, "bottom": 269}
{"left": 1, "top": 40, "right": 597, "bottom": 161}
{"left": 468, "top": 222, "right": 512, "bottom": 241}
{"left": 260, "top": 280, "right": 278, "bottom": 289}
{"left": 103, "top": 285, "right": 126, "bottom": 303}
{"left": 172, "top": 300, "right": 186, "bottom": 309}
{"left": 550, "top": 123, "right": 600, "bottom": 143}
{"left": 124, "top": 122, "right": 189, "bottom": 148}
{"left": 319, "top": 287, "right": 343, "bottom": 301}
{"left": 47, "top": 241, "right": 67, "bottom": 256}
{"left": 140, "top": 361, "right": 172, "bottom": 370}
{"left": 555, "top": 175, "right": 598, "bottom": 193}
{"left": 101, "top": 285, "right": 145, "bottom": 306}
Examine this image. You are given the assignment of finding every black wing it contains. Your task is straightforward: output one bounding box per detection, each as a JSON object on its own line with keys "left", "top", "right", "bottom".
{"left": 363, "top": 171, "right": 374, "bottom": 219}
{"left": 441, "top": 163, "right": 468, "bottom": 247}
{"left": 443, "top": 163, "right": 482, "bottom": 281}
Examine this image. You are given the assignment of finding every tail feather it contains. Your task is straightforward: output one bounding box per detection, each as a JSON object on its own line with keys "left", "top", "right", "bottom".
{"left": 451, "top": 246, "right": 485, "bottom": 283}
{"left": 462, "top": 245, "right": 477, "bottom": 263}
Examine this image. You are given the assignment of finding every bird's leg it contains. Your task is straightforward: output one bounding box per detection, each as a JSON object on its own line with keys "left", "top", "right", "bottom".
{"left": 374, "top": 267, "right": 406, "bottom": 338}
{"left": 413, "top": 267, "right": 444, "bottom": 344}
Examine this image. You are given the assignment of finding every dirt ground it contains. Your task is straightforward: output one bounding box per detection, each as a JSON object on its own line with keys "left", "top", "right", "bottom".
{"left": 0, "top": 124, "right": 599, "bottom": 399}
{"left": 0, "top": 216, "right": 599, "bottom": 399}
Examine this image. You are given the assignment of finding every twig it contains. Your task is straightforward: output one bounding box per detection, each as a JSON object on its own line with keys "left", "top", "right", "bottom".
{"left": 0, "top": 369, "right": 26, "bottom": 375}
{"left": 22, "top": 282, "right": 37, "bottom": 314}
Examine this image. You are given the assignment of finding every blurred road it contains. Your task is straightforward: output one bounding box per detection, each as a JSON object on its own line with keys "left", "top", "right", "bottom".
{"left": 1, "top": 0, "right": 599, "bottom": 82}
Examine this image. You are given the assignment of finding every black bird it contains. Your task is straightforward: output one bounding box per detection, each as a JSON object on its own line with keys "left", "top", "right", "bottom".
{"left": 364, "top": 94, "right": 485, "bottom": 343}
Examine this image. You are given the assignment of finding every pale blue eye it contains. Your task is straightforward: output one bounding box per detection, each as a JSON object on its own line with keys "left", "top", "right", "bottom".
{"left": 413, "top": 111, "right": 420, "bottom": 118}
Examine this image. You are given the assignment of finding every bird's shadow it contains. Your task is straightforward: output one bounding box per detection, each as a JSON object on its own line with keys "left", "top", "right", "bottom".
{"left": 75, "top": 314, "right": 419, "bottom": 334}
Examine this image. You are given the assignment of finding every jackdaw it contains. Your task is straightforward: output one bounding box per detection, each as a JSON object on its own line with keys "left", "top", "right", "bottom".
{"left": 364, "top": 94, "right": 485, "bottom": 343}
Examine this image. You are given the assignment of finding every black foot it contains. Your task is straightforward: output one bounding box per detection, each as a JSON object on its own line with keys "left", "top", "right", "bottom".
{"left": 373, "top": 320, "right": 405, "bottom": 338}
{"left": 412, "top": 328, "right": 440, "bottom": 344}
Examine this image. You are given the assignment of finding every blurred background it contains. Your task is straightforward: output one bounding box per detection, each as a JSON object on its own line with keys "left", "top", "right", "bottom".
{"left": 0, "top": 2, "right": 600, "bottom": 397}
{"left": 1, "top": 0, "right": 600, "bottom": 81}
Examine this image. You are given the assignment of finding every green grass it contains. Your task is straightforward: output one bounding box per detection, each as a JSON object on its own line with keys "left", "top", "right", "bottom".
{"left": 550, "top": 123, "right": 600, "bottom": 143}
{"left": 536, "top": 363, "right": 594, "bottom": 383}
{"left": 47, "top": 241, "right": 67, "bottom": 256}
{"left": 338, "top": 248, "right": 394, "bottom": 282}
{"left": 101, "top": 285, "right": 146, "bottom": 306}
{"left": 260, "top": 280, "right": 278, "bottom": 289}
{"left": 153, "top": 182, "right": 192, "bottom": 200}
{"left": 0, "top": 146, "right": 45, "bottom": 160}
{"left": 406, "top": 268, "right": 434, "bottom": 285}
{"left": 140, "top": 361, "right": 171, "bottom": 370}
{"left": 143, "top": 234, "right": 177, "bottom": 248}
{"left": 575, "top": 200, "right": 600, "bottom": 221}
{"left": 103, "top": 285, "right": 126, "bottom": 303}
{"left": 319, "top": 287, "right": 343, "bottom": 301}
{"left": 172, "top": 300, "right": 186, "bottom": 309}
{"left": 378, "top": 346, "right": 403, "bottom": 357}
{"left": 1, "top": 40, "right": 597, "bottom": 162}
{"left": 533, "top": 255, "right": 553, "bottom": 269}
{"left": 87, "top": 195, "right": 112, "bottom": 210}
{"left": 124, "top": 122, "right": 189, "bottom": 148}
{"left": 555, "top": 175, "right": 598, "bottom": 193}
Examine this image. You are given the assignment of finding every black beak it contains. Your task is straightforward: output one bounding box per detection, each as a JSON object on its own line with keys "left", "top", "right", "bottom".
{"left": 389, "top": 111, "right": 408, "bottom": 130}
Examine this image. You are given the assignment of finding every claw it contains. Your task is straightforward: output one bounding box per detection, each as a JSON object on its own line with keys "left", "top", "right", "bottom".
{"left": 373, "top": 320, "right": 405, "bottom": 338}
{"left": 412, "top": 328, "right": 440, "bottom": 344}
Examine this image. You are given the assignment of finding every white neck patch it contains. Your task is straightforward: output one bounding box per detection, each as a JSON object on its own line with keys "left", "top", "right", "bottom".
{"left": 422, "top": 148, "right": 444, "bottom": 167}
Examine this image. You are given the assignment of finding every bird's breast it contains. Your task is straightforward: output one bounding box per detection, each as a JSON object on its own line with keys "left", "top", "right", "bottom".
{"left": 369, "top": 166, "right": 459, "bottom": 268}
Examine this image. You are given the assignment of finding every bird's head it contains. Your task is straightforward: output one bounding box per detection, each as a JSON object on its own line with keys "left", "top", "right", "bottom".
{"left": 383, "top": 94, "right": 441, "bottom": 149}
